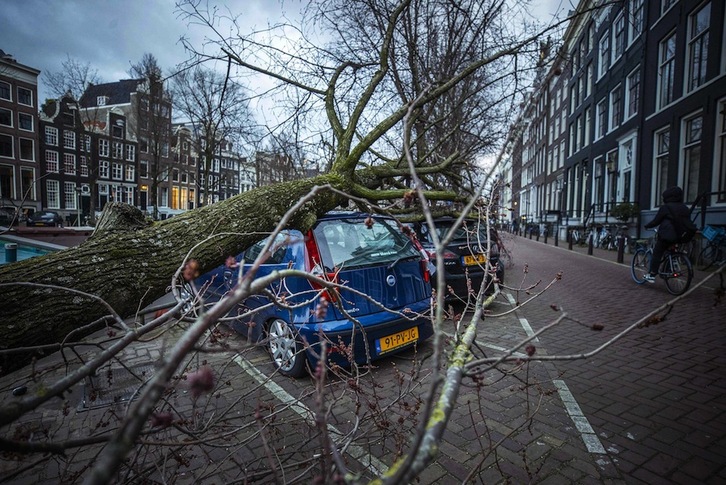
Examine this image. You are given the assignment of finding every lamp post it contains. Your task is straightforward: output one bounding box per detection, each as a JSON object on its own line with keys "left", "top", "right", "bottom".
{"left": 75, "top": 186, "right": 82, "bottom": 227}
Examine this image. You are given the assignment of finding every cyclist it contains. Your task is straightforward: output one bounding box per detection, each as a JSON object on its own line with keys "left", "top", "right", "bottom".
{"left": 643, "top": 186, "right": 690, "bottom": 283}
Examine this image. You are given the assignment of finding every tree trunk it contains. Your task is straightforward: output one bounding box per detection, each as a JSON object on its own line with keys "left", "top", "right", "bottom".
{"left": 0, "top": 175, "right": 346, "bottom": 374}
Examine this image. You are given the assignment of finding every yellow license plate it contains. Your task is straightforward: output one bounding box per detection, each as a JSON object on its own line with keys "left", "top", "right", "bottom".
{"left": 463, "top": 254, "right": 486, "bottom": 265}
{"left": 377, "top": 327, "right": 419, "bottom": 354}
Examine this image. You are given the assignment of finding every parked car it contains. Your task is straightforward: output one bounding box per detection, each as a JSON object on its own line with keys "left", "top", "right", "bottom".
{"left": 188, "top": 211, "right": 433, "bottom": 377}
{"left": 26, "top": 210, "right": 63, "bottom": 227}
{"left": 410, "top": 217, "right": 504, "bottom": 301}
{"left": 0, "top": 208, "right": 20, "bottom": 227}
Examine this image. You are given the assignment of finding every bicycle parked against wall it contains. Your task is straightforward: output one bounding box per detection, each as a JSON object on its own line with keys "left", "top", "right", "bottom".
{"left": 696, "top": 225, "right": 726, "bottom": 271}
{"left": 631, "top": 229, "right": 694, "bottom": 296}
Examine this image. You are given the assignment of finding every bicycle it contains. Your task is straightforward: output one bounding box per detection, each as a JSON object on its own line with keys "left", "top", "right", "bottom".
{"left": 696, "top": 225, "right": 726, "bottom": 271}
{"left": 631, "top": 229, "right": 694, "bottom": 296}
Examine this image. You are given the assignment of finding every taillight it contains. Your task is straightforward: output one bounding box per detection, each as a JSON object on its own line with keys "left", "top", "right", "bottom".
{"left": 305, "top": 229, "right": 338, "bottom": 302}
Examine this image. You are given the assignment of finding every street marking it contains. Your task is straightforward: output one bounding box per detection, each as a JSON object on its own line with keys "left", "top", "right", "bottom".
{"left": 233, "top": 355, "right": 389, "bottom": 475}
{"left": 504, "top": 292, "right": 606, "bottom": 455}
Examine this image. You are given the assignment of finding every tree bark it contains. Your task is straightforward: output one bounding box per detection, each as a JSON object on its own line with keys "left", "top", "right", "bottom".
{"left": 0, "top": 174, "right": 346, "bottom": 374}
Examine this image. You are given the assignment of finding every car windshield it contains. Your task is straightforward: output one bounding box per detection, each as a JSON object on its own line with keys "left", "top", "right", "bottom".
{"left": 314, "top": 217, "right": 420, "bottom": 269}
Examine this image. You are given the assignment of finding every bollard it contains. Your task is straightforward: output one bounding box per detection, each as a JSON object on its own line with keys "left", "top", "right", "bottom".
{"left": 5, "top": 243, "right": 18, "bottom": 263}
{"left": 554, "top": 228, "right": 559, "bottom": 247}
{"left": 617, "top": 235, "right": 625, "bottom": 264}
{"left": 568, "top": 230, "right": 573, "bottom": 250}
{"left": 588, "top": 234, "right": 594, "bottom": 255}
{"left": 544, "top": 229, "right": 548, "bottom": 245}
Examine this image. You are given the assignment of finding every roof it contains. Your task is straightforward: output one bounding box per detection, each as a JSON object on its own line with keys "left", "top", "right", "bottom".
{"left": 79, "top": 79, "right": 144, "bottom": 107}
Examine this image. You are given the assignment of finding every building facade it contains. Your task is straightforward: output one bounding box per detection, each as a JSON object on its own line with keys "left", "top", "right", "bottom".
{"left": 0, "top": 49, "right": 41, "bottom": 219}
{"left": 506, "top": 0, "right": 726, "bottom": 239}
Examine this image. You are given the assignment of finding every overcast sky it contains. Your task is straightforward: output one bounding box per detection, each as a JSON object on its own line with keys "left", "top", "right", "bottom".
{"left": 2, "top": 0, "right": 568, "bottom": 106}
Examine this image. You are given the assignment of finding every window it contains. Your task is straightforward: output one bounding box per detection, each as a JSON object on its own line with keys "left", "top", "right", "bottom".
{"left": 17, "top": 87, "right": 32, "bottom": 106}
{"left": 98, "top": 139, "right": 109, "bottom": 157}
{"left": 45, "top": 151, "right": 59, "bottom": 173}
{"left": 112, "top": 124, "right": 123, "bottom": 138}
{"left": 139, "top": 160, "right": 148, "bottom": 178}
{"left": 717, "top": 100, "right": 726, "bottom": 203}
{"left": 0, "top": 134, "right": 13, "bottom": 158}
{"left": 45, "top": 127, "right": 58, "bottom": 146}
{"left": 65, "top": 182, "right": 77, "bottom": 210}
{"left": 140, "top": 138, "right": 148, "bottom": 153}
{"left": 682, "top": 114, "right": 702, "bottom": 203}
{"left": 686, "top": 2, "right": 710, "bottom": 92}
{"left": 46, "top": 180, "right": 60, "bottom": 209}
{"left": 0, "top": 81, "right": 10, "bottom": 100}
{"left": 0, "top": 165, "right": 14, "bottom": 199}
{"left": 80, "top": 156, "right": 89, "bottom": 177}
{"left": 629, "top": 0, "right": 644, "bottom": 43}
{"left": 173, "top": 168, "right": 179, "bottom": 182}
{"left": 595, "top": 99, "right": 607, "bottom": 140}
{"left": 64, "top": 153, "right": 76, "bottom": 175}
{"left": 125, "top": 144, "right": 135, "bottom": 161}
{"left": 19, "top": 138, "right": 34, "bottom": 161}
{"left": 18, "top": 113, "right": 33, "bottom": 131}
{"left": 63, "top": 130, "right": 76, "bottom": 149}
{"left": 598, "top": 32, "right": 610, "bottom": 78}
{"left": 161, "top": 142, "right": 169, "bottom": 157}
{"left": 662, "top": 0, "right": 676, "bottom": 15}
{"left": 125, "top": 164, "right": 135, "bottom": 181}
{"left": 625, "top": 68, "right": 640, "bottom": 119}
{"left": 83, "top": 135, "right": 92, "bottom": 152}
{"left": 609, "top": 85, "right": 622, "bottom": 130}
{"left": 0, "top": 108, "right": 12, "bottom": 127}
{"left": 613, "top": 14, "right": 626, "bottom": 62}
{"left": 658, "top": 33, "right": 677, "bottom": 109}
{"left": 112, "top": 163, "right": 123, "bottom": 180}
{"left": 99, "top": 160, "right": 109, "bottom": 179}
{"left": 113, "top": 141, "right": 123, "bottom": 159}
{"left": 21, "top": 168, "right": 34, "bottom": 200}
{"left": 584, "top": 107, "right": 592, "bottom": 147}
{"left": 97, "top": 96, "right": 108, "bottom": 106}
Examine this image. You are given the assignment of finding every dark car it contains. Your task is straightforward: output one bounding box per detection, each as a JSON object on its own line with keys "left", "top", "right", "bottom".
{"left": 187, "top": 211, "right": 433, "bottom": 377}
{"left": 410, "top": 217, "right": 504, "bottom": 301}
{"left": 26, "top": 210, "right": 63, "bottom": 227}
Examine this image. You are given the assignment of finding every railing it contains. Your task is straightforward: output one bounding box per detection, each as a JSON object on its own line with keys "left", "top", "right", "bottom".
{"left": 690, "top": 191, "right": 726, "bottom": 229}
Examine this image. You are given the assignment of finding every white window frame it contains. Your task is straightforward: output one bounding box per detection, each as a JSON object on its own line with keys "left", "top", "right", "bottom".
{"left": 99, "top": 160, "right": 110, "bottom": 179}
{"left": 63, "top": 153, "right": 76, "bottom": 175}
{"left": 680, "top": 112, "right": 703, "bottom": 204}
{"left": 19, "top": 138, "right": 34, "bottom": 161}
{"left": 98, "top": 139, "right": 109, "bottom": 157}
{"left": 45, "top": 150, "right": 59, "bottom": 173}
{"left": 63, "top": 130, "right": 76, "bottom": 149}
{"left": 45, "top": 126, "right": 58, "bottom": 146}
{"left": 64, "top": 182, "right": 77, "bottom": 210}
{"left": 612, "top": 13, "right": 626, "bottom": 63}
{"left": 598, "top": 32, "right": 610, "bottom": 79}
{"left": 628, "top": 0, "right": 644, "bottom": 45}
{"left": 595, "top": 99, "right": 607, "bottom": 140}
{"left": 125, "top": 144, "right": 135, "bottom": 161}
{"left": 715, "top": 98, "right": 726, "bottom": 204}
{"left": 0, "top": 81, "right": 11, "bottom": 101}
{"left": 46, "top": 179, "right": 60, "bottom": 209}
{"left": 657, "top": 32, "right": 677, "bottom": 110}
{"left": 112, "top": 162, "right": 123, "bottom": 180}
{"left": 125, "top": 164, "right": 135, "bottom": 182}
{"left": 624, "top": 67, "right": 640, "bottom": 120}
{"left": 652, "top": 127, "right": 670, "bottom": 208}
{"left": 685, "top": 2, "right": 711, "bottom": 93}
{"left": 609, "top": 85, "right": 622, "bottom": 132}
{"left": 17, "top": 87, "right": 33, "bottom": 107}
{"left": 18, "top": 112, "right": 33, "bottom": 132}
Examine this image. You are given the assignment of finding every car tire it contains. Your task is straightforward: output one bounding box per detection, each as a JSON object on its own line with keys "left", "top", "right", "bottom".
{"left": 266, "top": 318, "right": 307, "bottom": 377}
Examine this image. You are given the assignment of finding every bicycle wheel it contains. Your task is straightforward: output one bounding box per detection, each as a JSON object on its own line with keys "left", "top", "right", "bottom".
{"left": 697, "top": 244, "right": 719, "bottom": 271}
{"left": 663, "top": 253, "right": 693, "bottom": 296}
{"left": 631, "top": 248, "right": 651, "bottom": 284}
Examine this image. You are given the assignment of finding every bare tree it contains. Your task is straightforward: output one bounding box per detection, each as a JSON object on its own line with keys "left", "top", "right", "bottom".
{"left": 169, "top": 66, "right": 255, "bottom": 206}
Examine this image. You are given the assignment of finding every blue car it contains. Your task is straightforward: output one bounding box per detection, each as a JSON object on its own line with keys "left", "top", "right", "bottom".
{"left": 191, "top": 212, "right": 433, "bottom": 377}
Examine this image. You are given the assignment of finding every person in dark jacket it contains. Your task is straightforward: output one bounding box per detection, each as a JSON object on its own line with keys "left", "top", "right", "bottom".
{"left": 643, "top": 186, "right": 690, "bottom": 283}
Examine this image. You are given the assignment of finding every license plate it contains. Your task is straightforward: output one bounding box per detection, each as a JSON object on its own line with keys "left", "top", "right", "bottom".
{"left": 376, "top": 327, "right": 419, "bottom": 354}
{"left": 463, "top": 254, "right": 486, "bottom": 265}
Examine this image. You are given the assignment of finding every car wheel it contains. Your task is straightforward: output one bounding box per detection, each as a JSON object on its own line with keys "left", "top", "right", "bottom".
{"left": 267, "top": 318, "right": 307, "bottom": 377}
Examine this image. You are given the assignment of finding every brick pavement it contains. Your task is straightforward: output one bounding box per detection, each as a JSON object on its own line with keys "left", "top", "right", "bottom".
{"left": 1, "top": 232, "right": 723, "bottom": 483}
{"left": 497, "top": 232, "right": 726, "bottom": 484}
